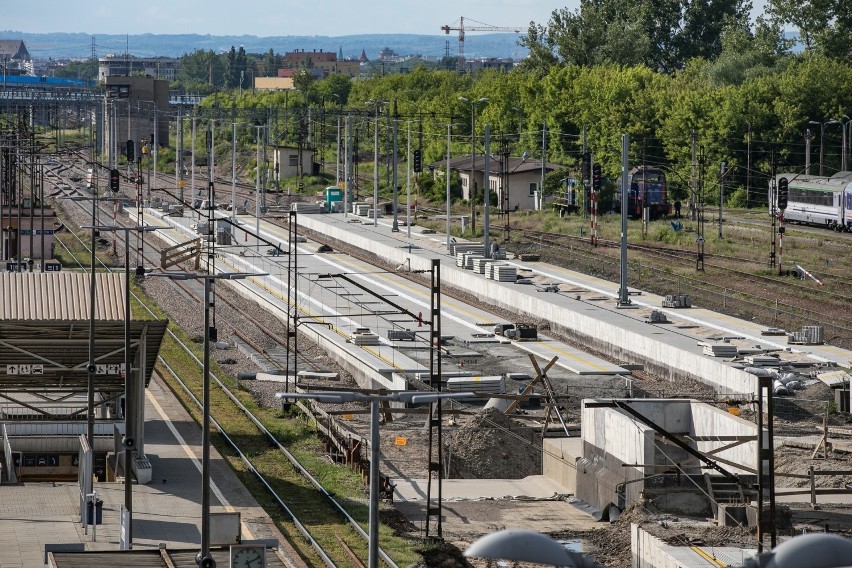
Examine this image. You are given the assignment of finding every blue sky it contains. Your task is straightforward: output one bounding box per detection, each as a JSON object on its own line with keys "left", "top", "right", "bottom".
{"left": 3, "top": 0, "right": 769, "bottom": 37}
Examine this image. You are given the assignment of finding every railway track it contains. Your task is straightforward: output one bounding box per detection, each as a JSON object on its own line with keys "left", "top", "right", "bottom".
{"left": 513, "top": 227, "right": 852, "bottom": 346}
{"left": 49, "top": 183, "right": 408, "bottom": 568}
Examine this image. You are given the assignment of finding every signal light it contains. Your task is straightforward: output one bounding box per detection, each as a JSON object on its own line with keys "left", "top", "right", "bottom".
{"left": 109, "top": 169, "right": 120, "bottom": 193}
{"left": 777, "top": 177, "right": 788, "bottom": 210}
{"left": 592, "top": 163, "right": 602, "bottom": 193}
{"left": 413, "top": 149, "right": 422, "bottom": 173}
{"left": 126, "top": 139, "right": 135, "bottom": 161}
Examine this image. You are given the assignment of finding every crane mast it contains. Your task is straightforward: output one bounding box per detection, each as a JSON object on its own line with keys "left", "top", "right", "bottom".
{"left": 441, "top": 16, "right": 524, "bottom": 71}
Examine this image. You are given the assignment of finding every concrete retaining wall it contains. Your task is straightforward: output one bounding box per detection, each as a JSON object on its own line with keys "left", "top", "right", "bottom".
{"left": 631, "top": 524, "right": 686, "bottom": 568}
{"left": 577, "top": 400, "right": 655, "bottom": 510}
{"left": 542, "top": 437, "right": 581, "bottom": 492}
{"left": 298, "top": 215, "right": 759, "bottom": 395}
{"left": 692, "top": 404, "right": 758, "bottom": 476}
{"left": 577, "top": 399, "right": 757, "bottom": 512}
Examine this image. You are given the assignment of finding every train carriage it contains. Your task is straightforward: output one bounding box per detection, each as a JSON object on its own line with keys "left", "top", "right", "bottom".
{"left": 771, "top": 173, "right": 852, "bottom": 231}
{"left": 615, "top": 166, "right": 670, "bottom": 219}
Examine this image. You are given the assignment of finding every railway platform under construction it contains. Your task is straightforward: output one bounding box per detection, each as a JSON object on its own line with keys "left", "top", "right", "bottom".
{"left": 252, "top": 208, "right": 851, "bottom": 395}
{"left": 303, "top": 212, "right": 852, "bottom": 394}
{"left": 138, "top": 207, "right": 631, "bottom": 389}
{"left": 140, "top": 203, "right": 852, "bottom": 396}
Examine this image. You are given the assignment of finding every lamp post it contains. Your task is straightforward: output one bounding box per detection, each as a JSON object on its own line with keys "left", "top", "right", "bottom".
{"left": 332, "top": 94, "right": 342, "bottom": 185}
{"left": 84, "top": 224, "right": 159, "bottom": 549}
{"left": 391, "top": 118, "right": 399, "bottom": 232}
{"left": 149, "top": 270, "right": 266, "bottom": 568}
{"left": 58, "top": 192, "right": 124, "bottom": 505}
{"left": 445, "top": 122, "right": 463, "bottom": 250}
{"left": 141, "top": 139, "right": 151, "bottom": 204}
{"left": 366, "top": 100, "right": 388, "bottom": 226}
{"left": 459, "top": 96, "right": 487, "bottom": 234}
{"left": 837, "top": 115, "right": 850, "bottom": 172}
{"left": 809, "top": 119, "right": 839, "bottom": 176}
{"left": 277, "top": 390, "right": 475, "bottom": 568}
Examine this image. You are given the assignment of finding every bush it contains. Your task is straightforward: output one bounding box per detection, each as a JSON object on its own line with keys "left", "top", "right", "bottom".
{"left": 727, "top": 186, "right": 748, "bottom": 208}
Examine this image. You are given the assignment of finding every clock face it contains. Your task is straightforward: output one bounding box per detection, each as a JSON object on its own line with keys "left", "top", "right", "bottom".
{"left": 231, "top": 546, "right": 265, "bottom": 568}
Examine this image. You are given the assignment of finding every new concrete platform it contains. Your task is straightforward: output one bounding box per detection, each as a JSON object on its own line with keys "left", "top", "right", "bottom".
{"left": 140, "top": 207, "right": 627, "bottom": 387}
{"left": 0, "top": 376, "right": 303, "bottom": 567}
{"left": 139, "top": 204, "right": 852, "bottom": 395}
{"left": 284, "top": 212, "right": 852, "bottom": 394}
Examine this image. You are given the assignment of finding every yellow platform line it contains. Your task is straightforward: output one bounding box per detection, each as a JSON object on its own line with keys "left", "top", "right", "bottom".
{"left": 218, "top": 256, "right": 408, "bottom": 371}
{"left": 690, "top": 546, "right": 728, "bottom": 567}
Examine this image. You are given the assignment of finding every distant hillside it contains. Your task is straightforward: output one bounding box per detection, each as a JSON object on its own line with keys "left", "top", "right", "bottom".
{"left": 0, "top": 31, "right": 528, "bottom": 61}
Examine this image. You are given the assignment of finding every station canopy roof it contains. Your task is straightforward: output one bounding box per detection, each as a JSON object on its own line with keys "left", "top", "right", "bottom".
{"left": 0, "top": 272, "right": 168, "bottom": 393}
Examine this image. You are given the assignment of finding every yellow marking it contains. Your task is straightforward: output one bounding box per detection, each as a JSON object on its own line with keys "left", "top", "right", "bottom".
{"left": 328, "top": 254, "right": 494, "bottom": 325}
{"left": 690, "top": 546, "right": 728, "bottom": 567}
{"left": 394, "top": 436, "right": 408, "bottom": 446}
{"left": 219, "top": 257, "right": 411, "bottom": 371}
{"left": 534, "top": 342, "right": 613, "bottom": 373}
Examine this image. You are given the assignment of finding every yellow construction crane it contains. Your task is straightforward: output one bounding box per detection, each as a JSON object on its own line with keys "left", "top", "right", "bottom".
{"left": 441, "top": 17, "right": 525, "bottom": 70}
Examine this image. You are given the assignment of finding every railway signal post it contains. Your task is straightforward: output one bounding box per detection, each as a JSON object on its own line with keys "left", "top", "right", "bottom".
{"left": 777, "top": 177, "right": 788, "bottom": 275}
{"left": 591, "top": 160, "right": 600, "bottom": 247}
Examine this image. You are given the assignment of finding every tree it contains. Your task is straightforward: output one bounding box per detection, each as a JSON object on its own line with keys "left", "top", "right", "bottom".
{"left": 519, "top": 0, "right": 653, "bottom": 69}
{"left": 767, "top": 0, "right": 852, "bottom": 58}
{"left": 53, "top": 59, "right": 98, "bottom": 81}
{"left": 520, "top": 0, "right": 750, "bottom": 72}
{"left": 262, "top": 48, "right": 280, "bottom": 77}
{"left": 178, "top": 49, "right": 224, "bottom": 89}
{"left": 697, "top": 17, "right": 791, "bottom": 86}
{"left": 670, "top": 0, "right": 751, "bottom": 68}
{"left": 314, "top": 74, "right": 353, "bottom": 106}
{"left": 223, "top": 46, "right": 237, "bottom": 88}
{"left": 235, "top": 46, "right": 248, "bottom": 89}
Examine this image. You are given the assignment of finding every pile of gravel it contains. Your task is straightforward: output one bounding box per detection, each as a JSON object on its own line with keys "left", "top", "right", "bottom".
{"left": 446, "top": 407, "right": 541, "bottom": 479}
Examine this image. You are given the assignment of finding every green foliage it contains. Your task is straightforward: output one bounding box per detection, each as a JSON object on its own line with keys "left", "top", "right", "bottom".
{"left": 179, "top": 49, "right": 225, "bottom": 89}
{"left": 767, "top": 0, "right": 851, "bottom": 57}
{"left": 521, "top": 0, "right": 752, "bottom": 73}
{"left": 145, "top": 20, "right": 852, "bottom": 204}
{"left": 53, "top": 59, "right": 98, "bottom": 81}
{"left": 727, "top": 186, "right": 748, "bottom": 208}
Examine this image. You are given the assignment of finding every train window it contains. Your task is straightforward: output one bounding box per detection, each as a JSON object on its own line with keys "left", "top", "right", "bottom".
{"left": 790, "top": 187, "right": 833, "bottom": 206}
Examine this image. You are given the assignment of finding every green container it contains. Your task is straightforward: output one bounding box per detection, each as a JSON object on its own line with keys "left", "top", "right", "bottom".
{"left": 325, "top": 187, "right": 343, "bottom": 203}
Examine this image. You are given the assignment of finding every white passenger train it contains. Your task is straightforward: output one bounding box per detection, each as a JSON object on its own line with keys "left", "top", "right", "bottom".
{"left": 771, "top": 172, "right": 852, "bottom": 231}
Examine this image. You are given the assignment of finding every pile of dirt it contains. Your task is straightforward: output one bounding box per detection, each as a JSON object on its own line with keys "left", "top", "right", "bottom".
{"left": 446, "top": 407, "right": 541, "bottom": 479}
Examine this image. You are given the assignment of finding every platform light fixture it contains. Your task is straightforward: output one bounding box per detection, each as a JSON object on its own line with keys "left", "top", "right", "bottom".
{"left": 459, "top": 96, "right": 488, "bottom": 233}
{"left": 464, "top": 528, "right": 603, "bottom": 567}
